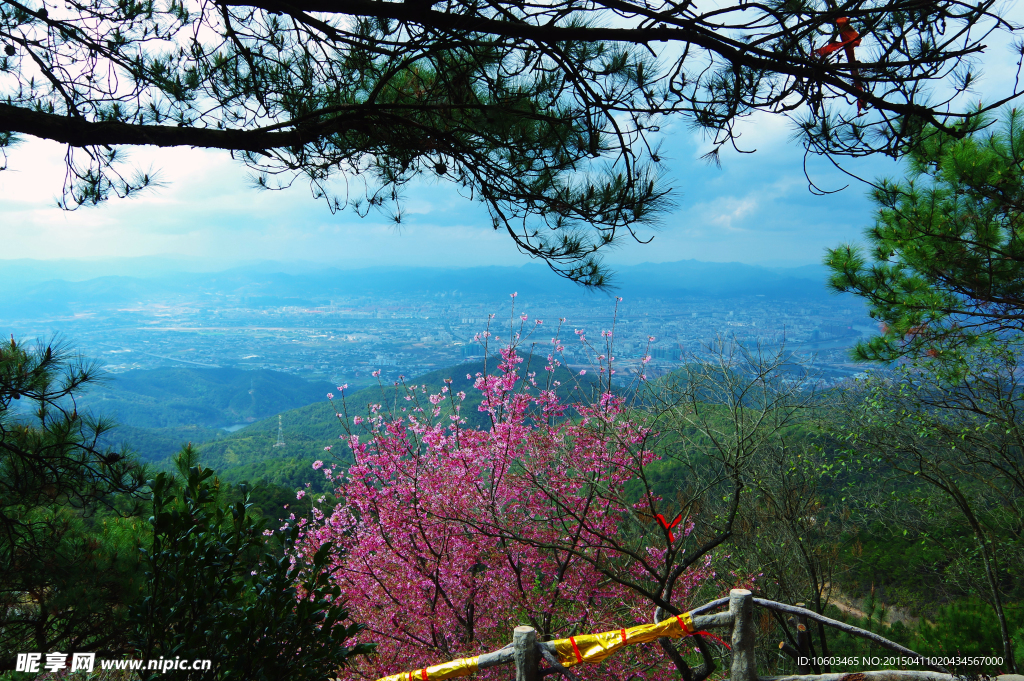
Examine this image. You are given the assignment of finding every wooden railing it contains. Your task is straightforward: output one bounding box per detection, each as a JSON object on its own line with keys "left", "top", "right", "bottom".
{"left": 374, "top": 590, "right": 957, "bottom": 681}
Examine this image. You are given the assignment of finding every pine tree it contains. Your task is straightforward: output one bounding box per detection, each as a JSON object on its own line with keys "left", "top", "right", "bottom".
{"left": 826, "top": 108, "right": 1024, "bottom": 364}
{"left": 2, "top": 0, "right": 1019, "bottom": 283}
{"left": 130, "top": 446, "right": 373, "bottom": 681}
{"left": 0, "top": 335, "right": 149, "bottom": 669}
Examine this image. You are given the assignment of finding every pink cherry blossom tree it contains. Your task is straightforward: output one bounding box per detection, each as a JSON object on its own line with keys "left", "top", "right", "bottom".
{"left": 293, "top": 311, "right": 788, "bottom": 681}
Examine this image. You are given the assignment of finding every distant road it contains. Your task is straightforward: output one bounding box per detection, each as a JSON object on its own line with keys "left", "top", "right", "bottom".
{"left": 99, "top": 343, "right": 221, "bottom": 368}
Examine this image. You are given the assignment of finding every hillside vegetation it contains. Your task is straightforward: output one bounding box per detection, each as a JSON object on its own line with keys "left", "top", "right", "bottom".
{"left": 196, "top": 356, "right": 616, "bottom": 490}
{"left": 79, "top": 367, "right": 336, "bottom": 460}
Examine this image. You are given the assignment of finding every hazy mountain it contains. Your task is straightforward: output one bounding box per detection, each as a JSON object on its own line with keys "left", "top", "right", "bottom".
{"left": 0, "top": 257, "right": 839, "bottom": 320}
{"left": 0, "top": 255, "right": 251, "bottom": 285}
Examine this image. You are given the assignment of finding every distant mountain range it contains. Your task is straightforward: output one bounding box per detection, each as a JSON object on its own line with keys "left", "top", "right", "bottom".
{"left": 0, "top": 257, "right": 840, "bottom": 320}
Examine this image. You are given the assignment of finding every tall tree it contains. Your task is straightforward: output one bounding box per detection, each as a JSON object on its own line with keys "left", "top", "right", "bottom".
{"left": 0, "top": 335, "right": 148, "bottom": 669}
{"left": 298, "top": 343, "right": 726, "bottom": 681}
{"left": 130, "top": 446, "right": 373, "bottom": 681}
{"left": 828, "top": 350, "right": 1024, "bottom": 672}
{"left": 298, "top": 335, "right": 819, "bottom": 681}
{"left": 826, "top": 108, "right": 1024, "bottom": 363}
{"left": 2, "top": 0, "right": 1019, "bottom": 283}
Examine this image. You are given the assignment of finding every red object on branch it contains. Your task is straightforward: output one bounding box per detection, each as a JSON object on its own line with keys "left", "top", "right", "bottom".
{"left": 689, "top": 630, "right": 732, "bottom": 650}
{"left": 815, "top": 17, "right": 866, "bottom": 112}
{"left": 655, "top": 512, "right": 683, "bottom": 543}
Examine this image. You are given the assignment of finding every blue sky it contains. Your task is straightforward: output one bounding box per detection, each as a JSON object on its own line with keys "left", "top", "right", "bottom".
{"left": 1, "top": 14, "right": 1020, "bottom": 272}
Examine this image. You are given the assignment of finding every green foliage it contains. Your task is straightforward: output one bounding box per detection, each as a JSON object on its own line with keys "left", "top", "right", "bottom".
{"left": 129, "top": 446, "right": 373, "bottom": 680}
{"left": 826, "top": 108, "right": 1024, "bottom": 363}
{"left": 810, "top": 597, "right": 1023, "bottom": 676}
{"left": 822, "top": 348, "right": 1024, "bottom": 671}
{"left": 0, "top": 335, "right": 148, "bottom": 668}
{"left": 90, "top": 367, "right": 337, "bottom": 428}
{"left": 79, "top": 367, "right": 338, "bottom": 462}
{"left": 917, "top": 599, "right": 1024, "bottom": 670}
{"left": 839, "top": 522, "right": 969, "bottom": 608}
{"left": 108, "top": 424, "right": 227, "bottom": 462}
{"left": 197, "top": 357, "right": 609, "bottom": 490}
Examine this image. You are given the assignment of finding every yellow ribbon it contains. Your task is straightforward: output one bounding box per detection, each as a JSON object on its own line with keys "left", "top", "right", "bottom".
{"left": 374, "top": 656, "right": 481, "bottom": 681}
{"left": 550, "top": 612, "right": 695, "bottom": 668}
{"left": 373, "top": 612, "right": 696, "bottom": 681}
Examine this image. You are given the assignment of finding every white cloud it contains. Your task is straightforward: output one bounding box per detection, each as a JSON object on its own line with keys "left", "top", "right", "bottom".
{"left": 1, "top": 1, "right": 1017, "bottom": 274}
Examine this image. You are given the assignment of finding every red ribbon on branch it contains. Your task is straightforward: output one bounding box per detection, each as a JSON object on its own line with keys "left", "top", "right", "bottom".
{"left": 815, "top": 17, "right": 866, "bottom": 113}
{"left": 688, "top": 630, "right": 732, "bottom": 650}
{"left": 655, "top": 512, "right": 683, "bottom": 543}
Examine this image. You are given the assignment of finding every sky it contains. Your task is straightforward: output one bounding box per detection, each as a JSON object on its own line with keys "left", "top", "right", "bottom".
{"left": 1, "top": 10, "right": 1021, "bottom": 272}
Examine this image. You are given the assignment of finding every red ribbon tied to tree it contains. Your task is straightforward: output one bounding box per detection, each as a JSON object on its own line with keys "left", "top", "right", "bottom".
{"left": 655, "top": 512, "right": 683, "bottom": 543}
{"left": 815, "top": 17, "right": 866, "bottom": 112}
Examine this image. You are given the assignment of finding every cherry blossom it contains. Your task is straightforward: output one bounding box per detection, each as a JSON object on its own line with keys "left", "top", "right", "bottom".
{"left": 296, "top": 341, "right": 716, "bottom": 681}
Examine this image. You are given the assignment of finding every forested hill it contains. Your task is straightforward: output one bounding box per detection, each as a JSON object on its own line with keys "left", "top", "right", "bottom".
{"left": 83, "top": 367, "right": 336, "bottom": 461}
{"left": 195, "top": 357, "right": 614, "bottom": 491}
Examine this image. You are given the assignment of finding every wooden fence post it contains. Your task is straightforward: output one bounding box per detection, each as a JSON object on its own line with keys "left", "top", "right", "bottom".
{"left": 513, "top": 626, "right": 539, "bottom": 681}
{"left": 794, "top": 602, "right": 811, "bottom": 674}
{"left": 729, "top": 589, "right": 757, "bottom": 681}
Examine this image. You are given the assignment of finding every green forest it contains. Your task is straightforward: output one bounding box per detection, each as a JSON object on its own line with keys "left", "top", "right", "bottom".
{"left": 2, "top": 7, "right": 1024, "bottom": 679}
{"left": 78, "top": 367, "right": 339, "bottom": 462}
{"left": 194, "top": 357, "right": 612, "bottom": 491}
{"left": 4, "top": 326, "right": 1023, "bottom": 678}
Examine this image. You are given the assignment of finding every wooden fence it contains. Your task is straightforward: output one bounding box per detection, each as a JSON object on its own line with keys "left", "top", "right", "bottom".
{"left": 373, "top": 590, "right": 967, "bottom": 681}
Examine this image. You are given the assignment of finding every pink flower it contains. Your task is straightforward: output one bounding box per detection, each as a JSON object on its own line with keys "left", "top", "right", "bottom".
{"left": 287, "top": 332, "right": 708, "bottom": 681}
{"left": 313, "top": 460, "right": 324, "bottom": 469}
{"left": 510, "top": 292, "right": 518, "bottom": 298}
{"left": 372, "top": 370, "right": 381, "bottom": 377}
{"left": 648, "top": 336, "right": 655, "bottom": 342}
{"left": 353, "top": 416, "right": 363, "bottom": 425}
{"left": 579, "top": 370, "right": 587, "bottom": 375}
{"left": 323, "top": 445, "right": 332, "bottom": 451}
{"left": 296, "top": 490, "right": 305, "bottom": 500}
{"left": 327, "top": 392, "right": 334, "bottom": 399}
{"left": 338, "top": 384, "right": 348, "bottom": 391}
